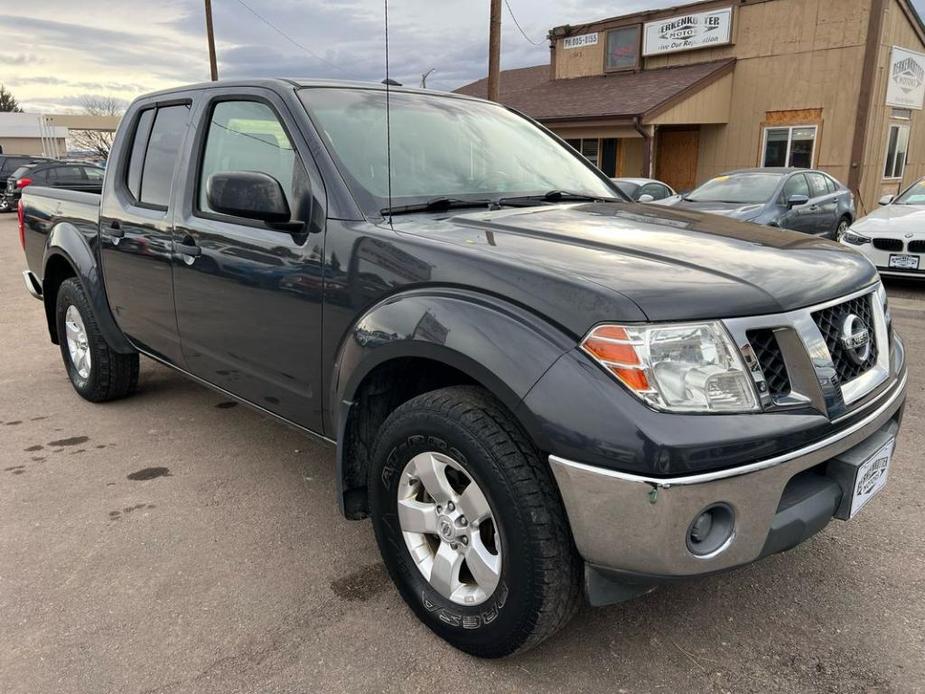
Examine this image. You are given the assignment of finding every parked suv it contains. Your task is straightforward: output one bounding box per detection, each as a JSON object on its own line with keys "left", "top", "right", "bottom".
{"left": 0, "top": 155, "right": 52, "bottom": 211}
{"left": 3, "top": 161, "right": 104, "bottom": 211}
{"left": 18, "top": 80, "right": 906, "bottom": 657}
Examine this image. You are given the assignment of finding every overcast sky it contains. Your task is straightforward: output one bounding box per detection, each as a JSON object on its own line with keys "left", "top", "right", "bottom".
{"left": 2, "top": 0, "right": 925, "bottom": 113}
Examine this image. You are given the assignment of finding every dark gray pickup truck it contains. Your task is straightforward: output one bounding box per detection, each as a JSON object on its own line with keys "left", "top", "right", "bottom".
{"left": 19, "top": 79, "right": 907, "bottom": 657}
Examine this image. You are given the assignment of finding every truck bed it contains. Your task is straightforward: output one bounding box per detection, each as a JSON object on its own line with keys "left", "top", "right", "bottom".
{"left": 21, "top": 186, "right": 101, "bottom": 282}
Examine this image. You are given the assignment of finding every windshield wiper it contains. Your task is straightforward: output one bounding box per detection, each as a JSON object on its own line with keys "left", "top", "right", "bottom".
{"left": 381, "top": 197, "right": 494, "bottom": 216}
{"left": 496, "top": 190, "right": 615, "bottom": 206}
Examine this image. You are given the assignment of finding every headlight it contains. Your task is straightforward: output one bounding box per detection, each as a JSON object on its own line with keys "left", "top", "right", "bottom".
{"left": 580, "top": 322, "right": 759, "bottom": 413}
{"left": 842, "top": 231, "right": 871, "bottom": 245}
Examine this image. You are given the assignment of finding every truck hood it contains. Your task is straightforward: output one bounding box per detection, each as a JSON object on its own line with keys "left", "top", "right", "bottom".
{"left": 394, "top": 202, "right": 877, "bottom": 322}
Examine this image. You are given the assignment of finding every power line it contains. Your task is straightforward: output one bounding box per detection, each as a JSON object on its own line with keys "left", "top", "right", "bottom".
{"left": 232, "top": 0, "right": 347, "bottom": 73}
{"left": 503, "top": 0, "right": 544, "bottom": 46}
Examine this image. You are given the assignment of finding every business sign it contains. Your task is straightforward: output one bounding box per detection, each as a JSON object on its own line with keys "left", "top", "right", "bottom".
{"left": 886, "top": 47, "right": 925, "bottom": 110}
{"left": 643, "top": 7, "right": 733, "bottom": 56}
{"left": 563, "top": 32, "right": 598, "bottom": 49}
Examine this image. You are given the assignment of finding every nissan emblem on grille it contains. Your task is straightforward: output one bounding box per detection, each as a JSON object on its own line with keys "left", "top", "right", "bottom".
{"left": 840, "top": 314, "right": 871, "bottom": 365}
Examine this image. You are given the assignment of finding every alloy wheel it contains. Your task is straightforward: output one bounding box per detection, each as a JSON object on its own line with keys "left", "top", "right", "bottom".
{"left": 64, "top": 305, "right": 92, "bottom": 379}
{"left": 396, "top": 451, "right": 501, "bottom": 606}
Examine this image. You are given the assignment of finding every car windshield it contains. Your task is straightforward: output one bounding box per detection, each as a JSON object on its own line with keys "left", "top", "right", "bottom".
{"left": 686, "top": 173, "right": 783, "bottom": 204}
{"left": 9, "top": 166, "right": 31, "bottom": 179}
{"left": 299, "top": 87, "right": 620, "bottom": 213}
{"left": 894, "top": 181, "right": 925, "bottom": 205}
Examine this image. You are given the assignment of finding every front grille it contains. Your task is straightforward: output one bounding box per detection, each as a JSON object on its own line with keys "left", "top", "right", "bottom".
{"left": 812, "top": 294, "right": 878, "bottom": 384}
{"left": 908, "top": 240, "right": 925, "bottom": 253}
{"left": 873, "top": 238, "right": 904, "bottom": 251}
{"left": 746, "top": 329, "right": 791, "bottom": 398}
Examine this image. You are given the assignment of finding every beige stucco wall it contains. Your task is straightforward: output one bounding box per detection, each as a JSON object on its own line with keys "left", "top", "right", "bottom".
{"left": 858, "top": 0, "right": 925, "bottom": 213}
{"left": 0, "top": 137, "right": 66, "bottom": 156}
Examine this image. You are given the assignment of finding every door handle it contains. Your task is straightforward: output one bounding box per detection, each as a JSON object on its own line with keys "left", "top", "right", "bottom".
{"left": 109, "top": 220, "right": 124, "bottom": 239}
{"left": 175, "top": 238, "right": 201, "bottom": 263}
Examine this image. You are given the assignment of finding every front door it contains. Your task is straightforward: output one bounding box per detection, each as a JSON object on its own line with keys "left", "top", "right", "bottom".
{"left": 171, "top": 91, "right": 326, "bottom": 431}
{"left": 656, "top": 127, "right": 700, "bottom": 192}
{"left": 777, "top": 173, "right": 819, "bottom": 234}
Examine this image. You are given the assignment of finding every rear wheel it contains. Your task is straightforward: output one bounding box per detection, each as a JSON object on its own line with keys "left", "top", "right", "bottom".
{"left": 835, "top": 216, "right": 851, "bottom": 241}
{"left": 368, "top": 386, "right": 581, "bottom": 658}
{"left": 55, "top": 278, "right": 139, "bottom": 402}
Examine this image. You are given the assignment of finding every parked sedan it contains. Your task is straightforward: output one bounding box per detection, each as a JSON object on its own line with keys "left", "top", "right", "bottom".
{"left": 840, "top": 177, "right": 925, "bottom": 277}
{"left": 2, "top": 161, "right": 104, "bottom": 211}
{"left": 611, "top": 177, "right": 675, "bottom": 202}
{"left": 659, "top": 168, "right": 855, "bottom": 238}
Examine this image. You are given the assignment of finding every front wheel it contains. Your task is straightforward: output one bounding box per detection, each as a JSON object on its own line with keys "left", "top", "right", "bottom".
{"left": 369, "top": 386, "right": 581, "bottom": 658}
{"left": 55, "top": 278, "right": 139, "bottom": 402}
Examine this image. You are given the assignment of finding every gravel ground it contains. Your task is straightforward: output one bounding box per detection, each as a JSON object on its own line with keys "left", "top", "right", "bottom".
{"left": 1, "top": 216, "right": 923, "bottom": 693}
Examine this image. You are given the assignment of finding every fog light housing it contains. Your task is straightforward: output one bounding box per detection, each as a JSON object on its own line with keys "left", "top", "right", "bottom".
{"left": 686, "top": 504, "right": 735, "bottom": 557}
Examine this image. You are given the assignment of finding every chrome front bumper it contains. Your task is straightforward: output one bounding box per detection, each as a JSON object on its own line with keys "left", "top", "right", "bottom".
{"left": 549, "top": 370, "right": 907, "bottom": 579}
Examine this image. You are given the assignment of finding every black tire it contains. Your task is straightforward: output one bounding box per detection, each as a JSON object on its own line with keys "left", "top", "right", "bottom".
{"left": 369, "top": 385, "right": 582, "bottom": 658}
{"left": 55, "top": 278, "right": 139, "bottom": 402}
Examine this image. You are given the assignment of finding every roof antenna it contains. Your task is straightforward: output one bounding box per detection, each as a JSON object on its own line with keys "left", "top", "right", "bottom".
{"left": 383, "top": 0, "right": 394, "bottom": 228}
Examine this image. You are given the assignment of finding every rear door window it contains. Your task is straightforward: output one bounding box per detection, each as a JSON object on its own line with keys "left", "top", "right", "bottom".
{"left": 133, "top": 104, "right": 190, "bottom": 208}
{"left": 806, "top": 172, "right": 829, "bottom": 199}
{"left": 126, "top": 109, "right": 155, "bottom": 199}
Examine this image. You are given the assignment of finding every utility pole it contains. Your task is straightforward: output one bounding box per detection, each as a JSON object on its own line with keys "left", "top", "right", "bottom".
{"left": 487, "top": 0, "right": 501, "bottom": 101}
{"left": 204, "top": 0, "right": 219, "bottom": 81}
{"left": 421, "top": 68, "right": 436, "bottom": 89}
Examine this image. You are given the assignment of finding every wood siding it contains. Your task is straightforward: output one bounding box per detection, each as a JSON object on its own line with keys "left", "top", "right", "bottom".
{"left": 858, "top": 0, "right": 925, "bottom": 214}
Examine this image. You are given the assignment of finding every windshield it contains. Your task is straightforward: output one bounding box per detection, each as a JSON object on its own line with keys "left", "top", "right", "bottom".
{"left": 686, "top": 173, "right": 783, "bottom": 204}
{"left": 299, "top": 87, "right": 620, "bottom": 213}
{"left": 894, "top": 180, "right": 925, "bottom": 205}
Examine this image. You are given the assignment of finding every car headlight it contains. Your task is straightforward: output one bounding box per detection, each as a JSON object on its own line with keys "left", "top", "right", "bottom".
{"left": 842, "top": 231, "right": 871, "bottom": 245}
{"left": 580, "top": 322, "right": 759, "bottom": 413}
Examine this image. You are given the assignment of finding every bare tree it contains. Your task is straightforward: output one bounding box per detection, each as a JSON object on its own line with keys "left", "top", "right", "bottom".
{"left": 68, "top": 96, "right": 125, "bottom": 159}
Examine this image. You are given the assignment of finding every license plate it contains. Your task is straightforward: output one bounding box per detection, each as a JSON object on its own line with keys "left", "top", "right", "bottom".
{"left": 889, "top": 254, "right": 919, "bottom": 270}
{"left": 850, "top": 439, "right": 893, "bottom": 518}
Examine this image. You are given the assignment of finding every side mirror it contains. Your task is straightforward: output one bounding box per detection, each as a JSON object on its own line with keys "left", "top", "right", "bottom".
{"left": 206, "top": 171, "right": 291, "bottom": 224}
{"left": 637, "top": 193, "right": 655, "bottom": 203}
{"left": 878, "top": 194, "right": 895, "bottom": 206}
{"left": 787, "top": 194, "right": 810, "bottom": 209}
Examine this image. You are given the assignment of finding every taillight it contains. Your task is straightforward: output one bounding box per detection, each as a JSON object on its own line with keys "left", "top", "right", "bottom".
{"left": 17, "top": 199, "right": 25, "bottom": 250}
{"left": 16, "top": 177, "right": 32, "bottom": 189}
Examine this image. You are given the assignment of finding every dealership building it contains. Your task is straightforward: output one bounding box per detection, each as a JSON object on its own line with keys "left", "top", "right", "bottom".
{"left": 456, "top": 0, "right": 925, "bottom": 214}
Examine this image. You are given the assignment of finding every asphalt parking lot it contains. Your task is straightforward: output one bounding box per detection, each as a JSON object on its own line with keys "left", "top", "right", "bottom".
{"left": 1, "top": 215, "right": 924, "bottom": 694}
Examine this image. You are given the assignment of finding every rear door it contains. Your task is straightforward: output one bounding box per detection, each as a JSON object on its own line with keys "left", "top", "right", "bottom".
{"left": 171, "top": 88, "right": 326, "bottom": 430}
{"left": 805, "top": 172, "right": 837, "bottom": 236}
{"left": 99, "top": 99, "right": 193, "bottom": 364}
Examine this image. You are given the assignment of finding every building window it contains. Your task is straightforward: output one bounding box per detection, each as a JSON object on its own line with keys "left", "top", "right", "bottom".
{"left": 884, "top": 124, "right": 910, "bottom": 179}
{"left": 605, "top": 26, "right": 641, "bottom": 71}
{"left": 761, "top": 126, "right": 817, "bottom": 168}
{"left": 891, "top": 107, "right": 912, "bottom": 120}
{"left": 580, "top": 139, "right": 599, "bottom": 167}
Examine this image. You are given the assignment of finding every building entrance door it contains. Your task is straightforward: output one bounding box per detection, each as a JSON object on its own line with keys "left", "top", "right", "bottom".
{"left": 656, "top": 127, "right": 700, "bottom": 192}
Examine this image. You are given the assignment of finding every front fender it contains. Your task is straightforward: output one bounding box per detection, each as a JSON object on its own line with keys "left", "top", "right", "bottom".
{"left": 45, "top": 223, "right": 134, "bottom": 354}
{"left": 331, "top": 288, "right": 577, "bottom": 513}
